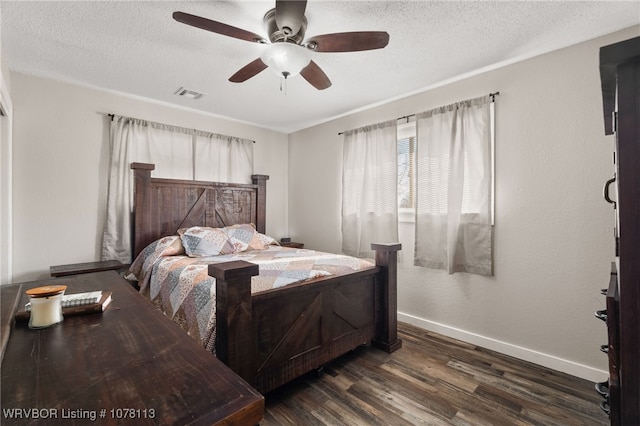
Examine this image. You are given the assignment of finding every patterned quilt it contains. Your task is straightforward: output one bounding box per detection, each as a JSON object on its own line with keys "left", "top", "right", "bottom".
{"left": 128, "top": 239, "right": 375, "bottom": 352}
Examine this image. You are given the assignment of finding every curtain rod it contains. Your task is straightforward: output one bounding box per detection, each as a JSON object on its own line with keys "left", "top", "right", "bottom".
{"left": 338, "top": 92, "right": 500, "bottom": 135}
{"left": 105, "top": 113, "right": 256, "bottom": 143}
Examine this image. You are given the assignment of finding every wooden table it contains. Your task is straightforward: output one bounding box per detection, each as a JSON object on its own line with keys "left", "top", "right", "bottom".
{"left": 1, "top": 271, "right": 264, "bottom": 425}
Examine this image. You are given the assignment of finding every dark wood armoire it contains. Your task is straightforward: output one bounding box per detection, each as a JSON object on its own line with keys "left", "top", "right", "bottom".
{"left": 598, "top": 35, "right": 639, "bottom": 425}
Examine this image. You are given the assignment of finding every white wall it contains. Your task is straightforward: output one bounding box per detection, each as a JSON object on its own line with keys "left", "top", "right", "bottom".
{"left": 288, "top": 26, "right": 639, "bottom": 381}
{"left": 0, "top": 77, "right": 11, "bottom": 286}
{"left": 9, "top": 73, "right": 289, "bottom": 283}
{"left": 0, "top": 1, "right": 14, "bottom": 285}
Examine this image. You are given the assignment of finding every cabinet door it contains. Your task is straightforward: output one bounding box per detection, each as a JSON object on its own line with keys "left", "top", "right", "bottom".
{"left": 599, "top": 36, "right": 640, "bottom": 426}
{"left": 614, "top": 55, "right": 640, "bottom": 426}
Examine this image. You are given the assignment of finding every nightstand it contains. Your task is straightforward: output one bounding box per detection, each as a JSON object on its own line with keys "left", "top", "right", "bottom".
{"left": 280, "top": 241, "right": 304, "bottom": 249}
{"left": 50, "top": 260, "right": 125, "bottom": 277}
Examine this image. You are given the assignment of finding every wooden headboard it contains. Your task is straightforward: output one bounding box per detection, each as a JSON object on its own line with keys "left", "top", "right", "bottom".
{"left": 131, "top": 163, "right": 269, "bottom": 258}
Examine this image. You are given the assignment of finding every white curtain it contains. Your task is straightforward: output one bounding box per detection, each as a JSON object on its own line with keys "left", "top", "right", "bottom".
{"left": 414, "top": 95, "right": 493, "bottom": 275}
{"left": 342, "top": 120, "right": 398, "bottom": 258}
{"left": 132, "top": 122, "right": 193, "bottom": 179}
{"left": 101, "top": 117, "right": 146, "bottom": 264}
{"left": 194, "top": 133, "right": 253, "bottom": 184}
{"left": 101, "top": 115, "right": 253, "bottom": 263}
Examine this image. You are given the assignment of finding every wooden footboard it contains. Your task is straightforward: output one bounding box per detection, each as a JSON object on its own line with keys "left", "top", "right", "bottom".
{"left": 209, "top": 243, "right": 402, "bottom": 394}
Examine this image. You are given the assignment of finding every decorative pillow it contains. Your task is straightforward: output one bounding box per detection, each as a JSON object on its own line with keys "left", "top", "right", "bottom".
{"left": 127, "top": 235, "right": 184, "bottom": 281}
{"left": 256, "top": 231, "right": 279, "bottom": 247}
{"left": 222, "top": 223, "right": 268, "bottom": 252}
{"left": 179, "top": 226, "right": 235, "bottom": 257}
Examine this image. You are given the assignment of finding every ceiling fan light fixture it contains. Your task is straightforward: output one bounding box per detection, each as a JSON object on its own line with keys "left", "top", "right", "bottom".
{"left": 260, "top": 42, "right": 310, "bottom": 78}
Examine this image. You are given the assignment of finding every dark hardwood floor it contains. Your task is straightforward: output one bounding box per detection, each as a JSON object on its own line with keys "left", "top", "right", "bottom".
{"left": 262, "top": 322, "right": 608, "bottom": 425}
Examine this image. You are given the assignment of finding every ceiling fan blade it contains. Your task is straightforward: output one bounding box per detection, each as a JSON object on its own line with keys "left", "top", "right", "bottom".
{"left": 306, "top": 31, "right": 389, "bottom": 52}
{"left": 300, "top": 60, "right": 331, "bottom": 90}
{"left": 275, "top": 0, "right": 307, "bottom": 36}
{"left": 173, "top": 11, "right": 266, "bottom": 43}
{"left": 229, "top": 58, "right": 269, "bottom": 83}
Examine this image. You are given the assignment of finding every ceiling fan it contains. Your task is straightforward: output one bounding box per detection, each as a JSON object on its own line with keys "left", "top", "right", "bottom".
{"left": 173, "top": 0, "right": 390, "bottom": 90}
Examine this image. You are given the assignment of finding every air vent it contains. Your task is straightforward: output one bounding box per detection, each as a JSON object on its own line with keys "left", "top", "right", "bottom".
{"left": 174, "top": 87, "right": 204, "bottom": 100}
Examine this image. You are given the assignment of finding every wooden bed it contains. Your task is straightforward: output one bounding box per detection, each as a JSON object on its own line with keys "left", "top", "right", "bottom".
{"left": 131, "top": 162, "right": 402, "bottom": 394}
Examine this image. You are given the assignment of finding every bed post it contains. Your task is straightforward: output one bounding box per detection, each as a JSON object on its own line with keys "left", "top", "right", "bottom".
{"left": 130, "top": 162, "right": 155, "bottom": 259}
{"left": 251, "top": 175, "right": 269, "bottom": 234}
{"left": 371, "top": 242, "right": 403, "bottom": 353}
{"left": 209, "top": 261, "right": 260, "bottom": 386}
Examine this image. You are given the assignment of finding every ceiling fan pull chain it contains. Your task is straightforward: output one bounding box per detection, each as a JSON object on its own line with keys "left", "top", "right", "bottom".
{"left": 281, "top": 72, "right": 290, "bottom": 94}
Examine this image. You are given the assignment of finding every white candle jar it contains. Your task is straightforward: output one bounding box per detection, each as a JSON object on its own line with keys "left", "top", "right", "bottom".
{"left": 26, "top": 285, "right": 67, "bottom": 329}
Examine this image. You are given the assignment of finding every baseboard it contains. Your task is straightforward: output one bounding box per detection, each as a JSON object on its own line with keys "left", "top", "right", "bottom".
{"left": 398, "top": 311, "right": 608, "bottom": 383}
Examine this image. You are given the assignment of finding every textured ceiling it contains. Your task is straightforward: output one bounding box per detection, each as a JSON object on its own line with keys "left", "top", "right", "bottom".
{"left": 2, "top": 1, "right": 639, "bottom": 133}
